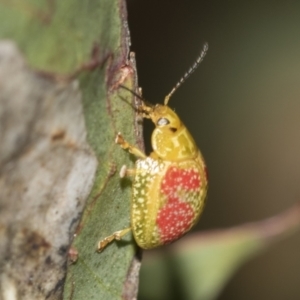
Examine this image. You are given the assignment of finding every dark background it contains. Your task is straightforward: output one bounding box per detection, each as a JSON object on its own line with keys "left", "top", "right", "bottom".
{"left": 127, "top": 1, "right": 300, "bottom": 300}
{"left": 128, "top": 0, "right": 300, "bottom": 300}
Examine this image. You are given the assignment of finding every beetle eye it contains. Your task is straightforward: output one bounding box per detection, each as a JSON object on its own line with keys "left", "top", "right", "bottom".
{"left": 157, "top": 118, "right": 170, "bottom": 126}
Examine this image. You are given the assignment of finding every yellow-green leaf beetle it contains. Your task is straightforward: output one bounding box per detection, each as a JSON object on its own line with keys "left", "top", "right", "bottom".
{"left": 98, "top": 43, "right": 209, "bottom": 251}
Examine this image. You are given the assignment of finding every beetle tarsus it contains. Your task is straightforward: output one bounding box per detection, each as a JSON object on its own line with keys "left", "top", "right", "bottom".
{"left": 120, "top": 165, "right": 127, "bottom": 178}
{"left": 97, "top": 228, "right": 132, "bottom": 252}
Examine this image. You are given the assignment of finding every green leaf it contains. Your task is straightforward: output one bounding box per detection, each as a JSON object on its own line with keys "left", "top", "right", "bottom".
{"left": 0, "top": 0, "right": 142, "bottom": 299}
{"left": 0, "top": 0, "right": 126, "bottom": 73}
{"left": 64, "top": 59, "right": 143, "bottom": 299}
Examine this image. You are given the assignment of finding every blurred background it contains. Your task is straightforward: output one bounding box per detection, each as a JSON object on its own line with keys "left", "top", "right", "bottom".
{"left": 127, "top": 1, "right": 300, "bottom": 299}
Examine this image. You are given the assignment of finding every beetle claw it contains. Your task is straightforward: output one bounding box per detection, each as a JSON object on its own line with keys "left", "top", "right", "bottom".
{"left": 115, "top": 132, "right": 123, "bottom": 144}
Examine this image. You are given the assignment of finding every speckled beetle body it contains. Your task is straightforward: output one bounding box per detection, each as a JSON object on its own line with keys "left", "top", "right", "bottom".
{"left": 131, "top": 127, "right": 207, "bottom": 249}
{"left": 98, "top": 44, "right": 209, "bottom": 251}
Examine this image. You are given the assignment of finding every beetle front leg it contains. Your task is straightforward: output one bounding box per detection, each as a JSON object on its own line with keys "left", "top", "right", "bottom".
{"left": 115, "top": 132, "right": 146, "bottom": 159}
{"left": 97, "top": 227, "right": 132, "bottom": 252}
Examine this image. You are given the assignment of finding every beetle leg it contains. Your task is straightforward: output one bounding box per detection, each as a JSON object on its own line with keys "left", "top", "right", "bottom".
{"left": 119, "top": 165, "right": 136, "bottom": 178}
{"left": 115, "top": 132, "right": 146, "bottom": 159}
{"left": 97, "top": 227, "right": 132, "bottom": 252}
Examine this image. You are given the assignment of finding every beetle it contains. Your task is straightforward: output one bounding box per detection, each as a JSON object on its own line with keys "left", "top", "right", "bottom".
{"left": 98, "top": 43, "right": 209, "bottom": 251}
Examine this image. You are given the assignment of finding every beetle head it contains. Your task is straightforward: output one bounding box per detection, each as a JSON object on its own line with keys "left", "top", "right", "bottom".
{"left": 139, "top": 103, "right": 197, "bottom": 161}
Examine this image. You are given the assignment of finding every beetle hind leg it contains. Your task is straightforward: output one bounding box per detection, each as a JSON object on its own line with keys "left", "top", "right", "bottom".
{"left": 97, "top": 227, "right": 131, "bottom": 252}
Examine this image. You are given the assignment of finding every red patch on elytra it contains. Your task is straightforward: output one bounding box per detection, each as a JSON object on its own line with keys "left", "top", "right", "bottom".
{"left": 161, "top": 166, "right": 201, "bottom": 196}
{"left": 156, "top": 197, "right": 194, "bottom": 244}
{"left": 157, "top": 166, "right": 200, "bottom": 243}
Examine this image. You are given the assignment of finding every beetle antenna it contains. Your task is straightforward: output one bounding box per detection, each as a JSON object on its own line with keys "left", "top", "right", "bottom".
{"left": 164, "top": 42, "right": 208, "bottom": 105}
{"left": 119, "top": 84, "right": 154, "bottom": 111}
{"left": 119, "top": 85, "right": 145, "bottom": 101}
